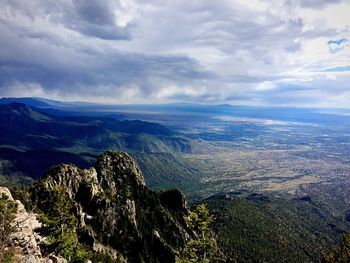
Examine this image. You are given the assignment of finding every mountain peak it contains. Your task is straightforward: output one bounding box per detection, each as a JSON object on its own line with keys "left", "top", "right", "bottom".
{"left": 95, "top": 151, "right": 145, "bottom": 187}
{"left": 33, "top": 151, "right": 190, "bottom": 262}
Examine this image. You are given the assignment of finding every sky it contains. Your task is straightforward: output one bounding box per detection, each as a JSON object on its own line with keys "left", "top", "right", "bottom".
{"left": 0, "top": 0, "right": 349, "bottom": 107}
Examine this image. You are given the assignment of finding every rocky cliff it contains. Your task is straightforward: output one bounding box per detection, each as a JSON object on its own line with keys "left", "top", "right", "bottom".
{"left": 0, "top": 187, "right": 67, "bottom": 263}
{"left": 32, "top": 151, "right": 191, "bottom": 262}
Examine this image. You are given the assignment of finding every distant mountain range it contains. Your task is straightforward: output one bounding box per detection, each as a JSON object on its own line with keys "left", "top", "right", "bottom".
{"left": 0, "top": 97, "right": 53, "bottom": 107}
{"left": 2, "top": 97, "right": 350, "bottom": 126}
{"left": 0, "top": 101, "right": 194, "bottom": 188}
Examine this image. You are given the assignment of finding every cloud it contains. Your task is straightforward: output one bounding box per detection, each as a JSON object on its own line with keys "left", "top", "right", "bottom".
{"left": 67, "top": 0, "right": 135, "bottom": 40}
{"left": 0, "top": 0, "right": 213, "bottom": 102}
{"left": 1, "top": 0, "right": 134, "bottom": 40}
{"left": 286, "top": 0, "right": 342, "bottom": 9}
{"left": 0, "top": 0, "right": 349, "bottom": 107}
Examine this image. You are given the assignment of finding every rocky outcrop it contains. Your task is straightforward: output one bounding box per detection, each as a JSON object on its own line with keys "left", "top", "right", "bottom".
{"left": 33, "top": 151, "right": 191, "bottom": 263}
{"left": 0, "top": 187, "right": 42, "bottom": 262}
{"left": 0, "top": 187, "right": 67, "bottom": 263}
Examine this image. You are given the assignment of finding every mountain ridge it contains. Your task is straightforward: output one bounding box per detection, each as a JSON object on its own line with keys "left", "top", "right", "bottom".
{"left": 31, "top": 151, "right": 192, "bottom": 262}
{"left": 0, "top": 102, "right": 194, "bottom": 188}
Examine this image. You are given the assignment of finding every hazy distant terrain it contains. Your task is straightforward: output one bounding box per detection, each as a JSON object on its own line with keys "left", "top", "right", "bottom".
{"left": 2, "top": 97, "right": 350, "bottom": 198}
{"left": 2, "top": 97, "right": 350, "bottom": 261}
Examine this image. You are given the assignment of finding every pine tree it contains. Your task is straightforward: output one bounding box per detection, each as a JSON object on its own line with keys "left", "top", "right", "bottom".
{"left": 37, "top": 185, "right": 91, "bottom": 262}
{"left": 177, "top": 203, "right": 224, "bottom": 263}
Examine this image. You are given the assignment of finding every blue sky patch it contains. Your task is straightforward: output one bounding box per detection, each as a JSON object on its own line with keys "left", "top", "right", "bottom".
{"left": 323, "top": 66, "right": 350, "bottom": 72}
{"left": 328, "top": 38, "right": 349, "bottom": 54}
{"left": 327, "top": 38, "right": 348, "bottom": 46}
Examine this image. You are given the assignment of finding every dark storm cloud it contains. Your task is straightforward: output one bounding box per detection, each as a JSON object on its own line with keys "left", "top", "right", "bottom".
{"left": 1, "top": 0, "right": 131, "bottom": 40}
{"left": 0, "top": 36, "right": 210, "bottom": 98}
{"left": 67, "top": 0, "right": 131, "bottom": 40}
{"left": 0, "top": 0, "right": 349, "bottom": 106}
{"left": 74, "top": 0, "right": 116, "bottom": 25}
{"left": 0, "top": 0, "right": 213, "bottom": 100}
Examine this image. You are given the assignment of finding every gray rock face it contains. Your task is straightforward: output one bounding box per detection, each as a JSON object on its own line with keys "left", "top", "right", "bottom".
{"left": 0, "top": 187, "right": 42, "bottom": 262}
{"left": 48, "top": 255, "right": 68, "bottom": 263}
{"left": 0, "top": 187, "right": 66, "bottom": 263}
{"left": 34, "top": 151, "right": 191, "bottom": 263}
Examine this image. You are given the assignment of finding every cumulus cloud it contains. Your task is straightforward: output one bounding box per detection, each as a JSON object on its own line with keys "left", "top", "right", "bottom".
{"left": 0, "top": 0, "right": 349, "bottom": 106}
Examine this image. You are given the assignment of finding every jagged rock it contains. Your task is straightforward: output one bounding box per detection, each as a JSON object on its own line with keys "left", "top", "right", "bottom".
{"left": 48, "top": 255, "right": 68, "bottom": 263}
{"left": 0, "top": 185, "right": 12, "bottom": 197}
{"left": 0, "top": 187, "right": 42, "bottom": 262}
{"left": 0, "top": 187, "right": 68, "bottom": 263}
{"left": 33, "top": 151, "right": 191, "bottom": 263}
{"left": 93, "top": 242, "right": 126, "bottom": 262}
{"left": 0, "top": 187, "right": 70, "bottom": 263}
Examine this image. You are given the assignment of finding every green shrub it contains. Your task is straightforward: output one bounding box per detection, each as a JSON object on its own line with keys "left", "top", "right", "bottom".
{"left": 0, "top": 193, "right": 18, "bottom": 262}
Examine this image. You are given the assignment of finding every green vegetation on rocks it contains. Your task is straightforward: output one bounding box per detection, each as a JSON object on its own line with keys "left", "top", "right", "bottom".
{"left": 0, "top": 192, "right": 18, "bottom": 262}
{"left": 37, "top": 185, "right": 92, "bottom": 262}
